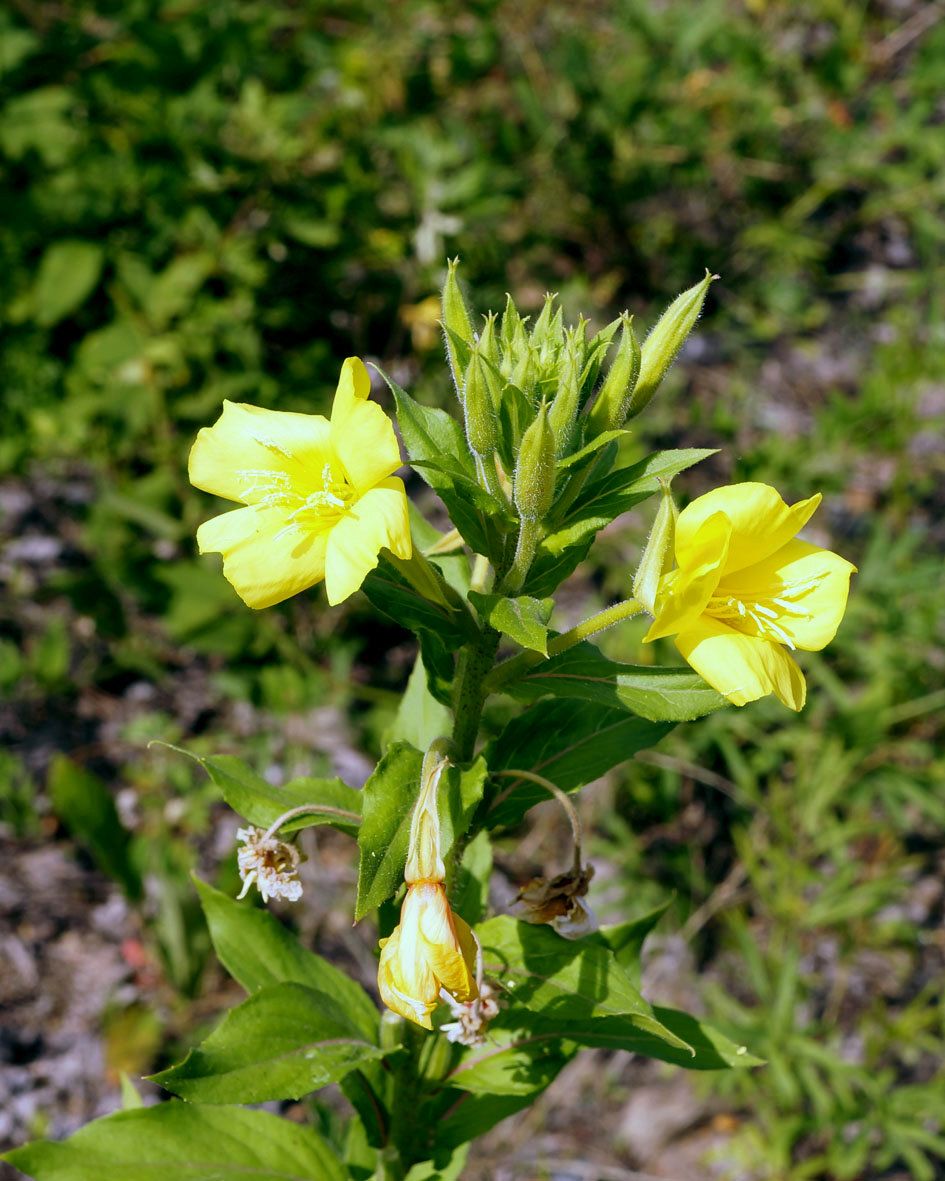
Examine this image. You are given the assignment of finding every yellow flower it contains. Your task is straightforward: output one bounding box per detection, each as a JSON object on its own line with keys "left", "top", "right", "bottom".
{"left": 189, "top": 357, "right": 411, "bottom": 608}
{"left": 645, "top": 483, "right": 855, "bottom": 710}
{"left": 377, "top": 880, "right": 479, "bottom": 1029}
{"left": 377, "top": 745, "right": 479, "bottom": 1029}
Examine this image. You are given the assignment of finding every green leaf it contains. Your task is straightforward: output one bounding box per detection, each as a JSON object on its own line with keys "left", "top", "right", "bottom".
{"left": 477, "top": 917, "right": 692, "bottom": 1053}
{"left": 118, "top": 1074, "right": 143, "bottom": 1111}
{"left": 32, "top": 239, "right": 104, "bottom": 327}
{"left": 388, "top": 652, "right": 452, "bottom": 752}
{"left": 468, "top": 592, "right": 554, "bottom": 655}
{"left": 3, "top": 1101, "right": 347, "bottom": 1181}
{"left": 543, "top": 447, "right": 717, "bottom": 556}
{"left": 385, "top": 375, "right": 503, "bottom": 553}
{"left": 556, "top": 428, "right": 629, "bottom": 470}
{"left": 444, "top": 1015, "right": 573, "bottom": 1097}
{"left": 162, "top": 747, "right": 360, "bottom": 836}
{"left": 440, "top": 757, "right": 489, "bottom": 896}
{"left": 499, "top": 641, "right": 727, "bottom": 722}
{"left": 48, "top": 755, "right": 142, "bottom": 901}
{"left": 592, "top": 897, "right": 673, "bottom": 988}
{"left": 404, "top": 1145, "right": 470, "bottom": 1181}
{"left": 450, "top": 828, "right": 492, "bottom": 925}
{"left": 356, "top": 742, "right": 424, "bottom": 919}
{"left": 432, "top": 1092, "right": 534, "bottom": 1153}
{"left": 485, "top": 700, "right": 674, "bottom": 828}
{"left": 150, "top": 981, "right": 387, "bottom": 1103}
{"left": 194, "top": 877, "right": 379, "bottom": 1041}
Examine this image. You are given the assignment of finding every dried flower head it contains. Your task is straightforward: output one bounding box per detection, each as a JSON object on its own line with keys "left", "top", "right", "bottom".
{"left": 510, "top": 863, "right": 598, "bottom": 940}
{"left": 440, "top": 980, "right": 504, "bottom": 1047}
{"left": 236, "top": 826, "right": 304, "bottom": 903}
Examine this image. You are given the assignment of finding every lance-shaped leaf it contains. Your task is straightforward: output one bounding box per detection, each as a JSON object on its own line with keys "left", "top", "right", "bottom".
{"left": 444, "top": 1015, "right": 573, "bottom": 1097}
{"left": 388, "top": 652, "right": 452, "bottom": 752}
{"left": 477, "top": 917, "right": 692, "bottom": 1053}
{"left": 356, "top": 742, "right": 424, "bottom": 919}
{"left": 150, "top": 981, "right": 388, "bottom": 1103}
{"left": 468, "top": 591, "right": 554, "bottom": 655}
{"left": 160, "top": 746, "right": 361, "bottom": 836}
{"left": 499, "top": 640, "right": 727, "bottom": 722}
{"left": 194, "top": 877, "right": 379, "bottom": 1040}
{"left": 543, "top": 447, "right": 717, "bottom": 558}
{"left": 485, "top": 700, "right": 674, "bottom": 828}
{"left": 3, "top": 1101, "right": 348, "bottom": 1181}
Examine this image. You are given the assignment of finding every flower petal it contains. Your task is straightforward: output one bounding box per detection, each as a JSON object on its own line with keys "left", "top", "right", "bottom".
{"left": 377, "top": 925, "right": 436, "bottom": 1029}
{"left": 417, "top": 888, "right": 477, "bottom": 1003}
{"left": 645, "top": 511, "right": 731, "bottom": 641}
{"left": 189, "top": 401, "right": 331, "bottom": 503}
{"left": 718, "top": 539, "right": 857, "bottom": 651}
{"left": 675, "top": 615, "right": 807, "bottom": 710}
{"left": 329, "top": 358, "right": 403, "bottom": 493}
{"left": 196, "top": 504, "right": 328, "bottom": 609}
{"left": 324, "top": 479, "right": 412, "bottom": 605}
{"left": 676, "top": 483, "right": 822, "bottom": 576}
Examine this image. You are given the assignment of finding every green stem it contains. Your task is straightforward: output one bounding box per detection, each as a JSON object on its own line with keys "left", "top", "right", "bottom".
{"left": 503, "top": 517, "right": 542, "bottom": 595}
{"left": 484, "top": 596, "right": 643, "bottom": 692}
{"left": 451, "top": 627, "right": 500, "bottom": 762}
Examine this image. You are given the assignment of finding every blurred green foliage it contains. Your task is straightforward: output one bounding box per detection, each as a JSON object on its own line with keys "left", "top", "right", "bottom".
{"left": 3, "top": 0, "right": 945, "bottom": 1176}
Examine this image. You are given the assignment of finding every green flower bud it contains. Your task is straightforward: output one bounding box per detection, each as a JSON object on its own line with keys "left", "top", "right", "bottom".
{"left": 585, "top": 314, "right": 641, "bottom": 435}
{"left": 631, "top": 270, "right": 717, "bottom": 417}
{"left": 530, "top": 292, "right": 561, "bottom": 351}
{"left": 477, "top": 311, "right": 501, "bottom": 372}
{"left": 549, "top": 341, "right": 582, "bottom": 457}
{"left": 500, "top": 292, "right": 525, "bottom": 351}
{"left": 513, "top": 400, "right": 556, "bottom": 521}
{"left": 632, "top": 481, "right": 678, "bottom": 615}
{"left": 441, "top": 258, "right": 475, "bottom": 399}
{"left": 510, "top": 343, "right": 538, "bottom": 400}
{"left": 579, "top": 316, "right": 621, "bottom": 404}
{"left": 463, "top": 348, "right": 498, "bottom": 457}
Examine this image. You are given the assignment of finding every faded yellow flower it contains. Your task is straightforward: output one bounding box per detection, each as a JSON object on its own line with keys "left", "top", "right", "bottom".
{"left": 189, "top": 357, "right": 411, "bottom": 608}
{"left": 645, "top": 483, "right": 855, "bottom": 710}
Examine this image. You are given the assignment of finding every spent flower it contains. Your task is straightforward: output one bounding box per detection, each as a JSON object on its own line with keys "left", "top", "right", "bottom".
{"left": 236, "top": 826, "right": 303, "bottom": 904}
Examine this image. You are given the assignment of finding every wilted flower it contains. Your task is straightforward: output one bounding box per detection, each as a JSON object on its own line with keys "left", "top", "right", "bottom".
{"left": 645, "top": 482, "right": 856, "bottom": 710}
{"left": 236, "top": 826, "right": 303, "bottom": 903}
{"left": 510, "top": 863, "right": 598, "bottom": 940}
{"left": 377, "top": 747, "right": 479, "bottom": 1029}
{"left": 440, "top": 979, "right": 504, "bottom": 1047}
{"left": 189, "top": 357, "right": 411, "bottom": 608}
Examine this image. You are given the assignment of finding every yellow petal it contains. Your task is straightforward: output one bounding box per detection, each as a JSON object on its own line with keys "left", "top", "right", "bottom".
{"left": 676, "top": 483, "right": 821, "bottom": 576}
{"left": 645, "top": 511, "right": 731, "bottom": 641}
{"left": 377, "top": 924, "right": 436, "bottom": 1029}
{"left": 324, "top": 479, "right": 412, "bottom": 605}
{"left": 196, "top": 504, "right": 328, "bottom": 609}
{"left": 675, "top": 616, "right": 807, "bottom": 710}
{"left": 329, "top": 358, "right": 403, "bottom": 493}
{"left": 189, "top": 401, "right": 331, "bottom": 503}
{"left": 417, "top": 886, "right": 478, "bottom": 1003}
{"left": 718, "top": 539, "right": 857, "bottom": 652}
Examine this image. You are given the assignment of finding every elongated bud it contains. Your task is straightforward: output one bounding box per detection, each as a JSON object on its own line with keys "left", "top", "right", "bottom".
{"left": 442, "top": 258, "right": 475, "bottom": 399}
{"left": 405, "top": 741, "right": 450, "bottom": 885}
{"left": 632, "top": 481, "right": 678, "bottom": 615}
{"left": 513, "top": 400, "right": 556, "bottom": 521}
{"left": 530, "top": 292, "right": 559, "bottom": 349}
{"left": 500, "top": 292, "right": 524, "bottom": 351}
{"left": 463, "top": 348, "right": 498, "bottom": 456}
{"left": 510, "top": 343, "right": 538, "bottom": 399}
{"left": 585, "top": 313, "right": 640, "bottom": 435}
{"left": 549, "top": 341, "right": 582, "bottom": 456}
{"left": 477, "top": 312, "right": 501, "bottom": 373}
{"left": 632, "top": 270, "right": 717, "bottom": 416}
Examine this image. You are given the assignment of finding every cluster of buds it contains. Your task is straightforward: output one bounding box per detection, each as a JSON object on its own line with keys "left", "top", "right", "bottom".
{"left": 376, "top": 745, "right": 480, "bottom": 1029}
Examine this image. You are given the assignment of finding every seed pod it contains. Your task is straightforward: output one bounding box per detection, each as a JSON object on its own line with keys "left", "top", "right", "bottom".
{"left": 513, "top": 400, "right": 556, "bottom": 521}
{"left": 631, "top": 270, "right": 717, "bottom": 417}
{"left": 585, "top": 313, "right": 640, "bottom": 435}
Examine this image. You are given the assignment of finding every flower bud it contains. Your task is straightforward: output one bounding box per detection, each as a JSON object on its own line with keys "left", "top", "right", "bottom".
{"left": 441, "top": 258, "right": 475, "bottom": 399}
{"left": 632, "top": 480, "right": 678, "bottom": 615}
{"left": 477, "top": 311, "right": 501, "bottom": 377}
{"left": 585, "top": 313, "right": 640, "bottom": 435}
{"left": 463, "top": 348, "right": 498, "bottom": 457}
{"left": 500, "top": 291, "right": 525, "bottom": 352}
{"left": 530, "top": 292, "right": 562, "bottom": 354}
{"left": 513, "top": 400, "right": 557, "bottom": 521}
{"left": 510, "top": 343, "right": 538, "bottom": 400}
{"left": 631, "top": 270, "right": 717, "bottom": 417}
{"left": 548, "top": 341, "right": 582, "bottom": 457}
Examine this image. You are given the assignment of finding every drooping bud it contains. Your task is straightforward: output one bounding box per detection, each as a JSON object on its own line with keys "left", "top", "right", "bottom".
{"left": 441, "top": 258, "right": 476, "bottom": 400}
{"left": 632, "top": 480, "right": 678, "bottom": 615}
{"left": 631, "top": 270, "right": 717, "bottom": 417}
{"left": 548, "top": 340, "right": 582, "bottom": 457}
{"left": 585, "top": 313, "right": 641, "bottom": 436}
{"left": 463, "top": 347, "right": 498, "bottom": 458}
{"left": 513, "top": 400, "right": 557, "bottom": 521}
{"left": 404, "top": 743, "right": 450, "bottom": 885}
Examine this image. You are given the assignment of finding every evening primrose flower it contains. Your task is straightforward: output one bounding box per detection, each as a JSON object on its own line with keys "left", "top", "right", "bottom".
{"left": 189, "top": 357, "right": 411, "bottom": 608}
{"left": 644, "top": 483, "right": 855, "bottom": 710}
{"left": 377, "top": 749, "right": 479, "bottom": 1029}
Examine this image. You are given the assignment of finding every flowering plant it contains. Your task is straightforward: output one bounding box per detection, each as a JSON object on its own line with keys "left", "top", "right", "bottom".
{"left": 8, "top": 264, "right": 853, "bottom": 1180}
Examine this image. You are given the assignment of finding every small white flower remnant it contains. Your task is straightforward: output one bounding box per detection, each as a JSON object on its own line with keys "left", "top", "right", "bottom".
{"left": 236, "top": 825, "right": 303, "bottom": 903}
{"left": 440, "top": 980, "right": 504, "bottom": 1047}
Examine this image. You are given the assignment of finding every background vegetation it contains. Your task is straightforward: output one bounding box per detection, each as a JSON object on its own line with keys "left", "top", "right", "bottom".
{"left": 2, "top": 1, "right": 944, "bottom": 1177}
